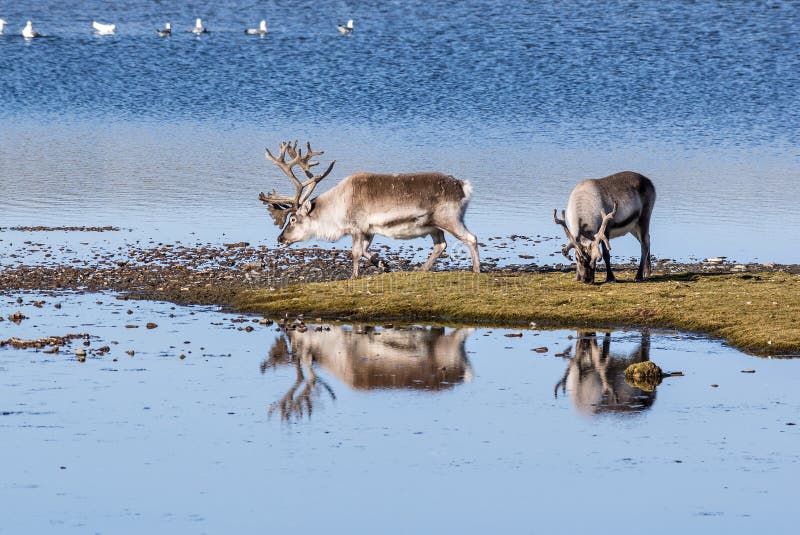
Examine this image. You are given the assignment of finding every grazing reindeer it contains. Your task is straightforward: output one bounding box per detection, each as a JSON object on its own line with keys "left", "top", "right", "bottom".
{"left": 554, "top": 171, "right": 656, "bottom": 283}
{"left": 554, "top": 331, "right": 656, "bottom": 415}
{"left": 259, "top": 141, "right": 480, "bottom": 277}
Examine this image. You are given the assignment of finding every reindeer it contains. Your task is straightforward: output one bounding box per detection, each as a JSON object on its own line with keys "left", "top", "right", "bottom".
{"left": 259, "top": 141, "right": 480, "bottom": 277}
{"left": 554, "top": 331, "right": 656, "bottom": 416}
{"left": 554, "top": 171, "right": 656, "bottom": 283}
{"left": 262, "top": 325, "right": 474, "bottom": 421}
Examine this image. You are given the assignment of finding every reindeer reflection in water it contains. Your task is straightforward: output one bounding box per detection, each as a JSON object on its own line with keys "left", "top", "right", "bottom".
{"left": 262, "top": 325, "right": 474, "bottom": 421}
{"left": 555, "top": 331, "right": 656, "bottom": 415}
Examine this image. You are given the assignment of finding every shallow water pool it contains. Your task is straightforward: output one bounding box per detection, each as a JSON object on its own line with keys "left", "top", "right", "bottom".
{"left": 1, "top": 292, "right": 798, "bottom": 533}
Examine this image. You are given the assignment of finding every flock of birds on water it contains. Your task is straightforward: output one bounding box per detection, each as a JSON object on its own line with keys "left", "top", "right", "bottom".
{"left": 0, "top": 17, "right": 355, "bottom": 38}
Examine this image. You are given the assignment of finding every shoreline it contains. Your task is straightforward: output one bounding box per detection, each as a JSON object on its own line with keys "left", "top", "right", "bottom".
{"left": 235, "top": 270, "right": 800, "bottom": 357}
{"left": 1, "top": 242, "right": 798, "bottom": 356}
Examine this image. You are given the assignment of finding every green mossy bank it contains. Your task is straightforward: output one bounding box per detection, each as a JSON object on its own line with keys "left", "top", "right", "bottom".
{"left": 234, "top": 271, "right": 800, "bottom": 356}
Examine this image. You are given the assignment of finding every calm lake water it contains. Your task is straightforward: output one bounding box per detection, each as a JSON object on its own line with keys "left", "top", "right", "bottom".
{"left": 1, "top": 292, "right": 799, "bottom": 533}
{"left": 1, "top": 0, "right": 799, "bottom": 263}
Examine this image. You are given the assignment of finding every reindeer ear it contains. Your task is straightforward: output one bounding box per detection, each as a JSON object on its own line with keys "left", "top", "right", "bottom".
{"left": 299, "top": 200, "right": 314, "bottom": 216}
{"left": 266, "top": 205, "right": 291, "bottom": 227}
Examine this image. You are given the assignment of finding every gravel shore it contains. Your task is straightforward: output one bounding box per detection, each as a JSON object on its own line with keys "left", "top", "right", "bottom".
{"left": 1, "top": 236, "right": 796, "bottom": 307}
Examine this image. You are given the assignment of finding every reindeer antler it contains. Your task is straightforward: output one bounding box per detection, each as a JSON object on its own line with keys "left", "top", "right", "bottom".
{"left": 258, "top": 190, "right": 295, "bottom": 227}
{"left": 260, "top": 140, "right": 336, "bottom": 226}
{"left": 264, "top": 140, "right": 306, "bottom": 206}
{"left": 554, "top": 209, "right": 586, "bottom": 261}
{"left": 286, "top": 141, "right": 336, "bottom": 205}
{"left": 592, "top": 202, "right": 618, "bottom": 250}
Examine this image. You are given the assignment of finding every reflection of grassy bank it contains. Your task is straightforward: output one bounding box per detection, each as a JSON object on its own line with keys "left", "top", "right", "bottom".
{"left": 235, "top": 271, "right": 800, "bottom": 355}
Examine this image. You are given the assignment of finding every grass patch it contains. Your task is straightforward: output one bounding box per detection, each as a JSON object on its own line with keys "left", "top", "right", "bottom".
{"left": 234, "top": 270, "right": 800, "bottom": 355}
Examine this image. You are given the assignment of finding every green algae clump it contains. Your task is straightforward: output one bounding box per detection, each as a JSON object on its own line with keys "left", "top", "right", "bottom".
{"left": 624, "top": 361, "right": 664, "bottom": 392}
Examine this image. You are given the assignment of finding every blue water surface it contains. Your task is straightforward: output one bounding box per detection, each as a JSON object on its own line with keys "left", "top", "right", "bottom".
{"left": 1, "top": 0, "right": 798, "bottom": 261}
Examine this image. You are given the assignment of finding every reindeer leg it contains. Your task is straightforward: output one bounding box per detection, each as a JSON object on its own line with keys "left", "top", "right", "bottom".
{"left": 634, "top": 225, "right": 651, "bottom": 281}
{"left": 351, "top": 234, "right": 365, "bottom": 278}
{"left": 440, "top": 222, "right": 480, "bottom": 273}
{"left": 641, "top": 231, "right": 652, "bottom": 280}
{"left": 360, "top": 233, "right": 383, "bottom": 268}
{"left": 420, "top": 230, "right": 447, "bottom": 271}
{"left": 601, "top": 241, "right": 616, "bottom": 283}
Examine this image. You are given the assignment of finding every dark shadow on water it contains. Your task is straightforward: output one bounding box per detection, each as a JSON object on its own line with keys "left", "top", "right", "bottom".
{"left": 554, "top": 331, "right": 656, "bottom": 415}
{"left": 262, "top": 325, "right": 474, "bottom": 421}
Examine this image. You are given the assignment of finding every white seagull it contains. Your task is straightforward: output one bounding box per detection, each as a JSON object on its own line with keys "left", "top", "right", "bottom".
{"left": 245, "top": 20, "right": 267, "bottom": 35}
{"left": 337, "top": 19, "right": 353, "bottom": 34}
{"left": 190, "top": 18, "right": 208, "bottom": 34}
{"left": 92, "top": 21, "right": 116, "bottom": 35}
{"left": 21, "top": 20, "right": 41, "bottom": 38}
{"left": 0, "top": 19, "right": 7, "bottom": 35}
{"left": 157, "top": 22, "right": 171, "bottom": 36}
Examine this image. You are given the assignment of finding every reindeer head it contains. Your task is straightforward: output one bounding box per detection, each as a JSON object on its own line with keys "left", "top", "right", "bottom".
{"left": 553, "top": 203, "right": 617, "bottom": 283}
{"left": 258, "top": 140, "right": 336, "bottom": 245}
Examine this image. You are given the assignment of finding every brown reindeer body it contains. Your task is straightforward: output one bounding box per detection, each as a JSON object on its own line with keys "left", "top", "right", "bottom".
{"left": 260, "top": 142, "right": 480, "bottom": 277}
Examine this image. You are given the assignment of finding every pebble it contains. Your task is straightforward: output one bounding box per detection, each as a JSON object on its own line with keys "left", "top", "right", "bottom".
{"left": 7, "top": 311, "right": 27, "bottom": 322}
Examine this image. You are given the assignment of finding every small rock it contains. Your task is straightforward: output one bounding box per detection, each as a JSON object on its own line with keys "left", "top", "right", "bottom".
{"left": 179, "top": 354, "right": 186, "bottom": 360}
{"left": 8, "top": 311, "right": 27, "bottom": 323}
